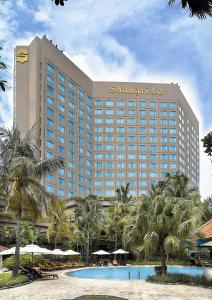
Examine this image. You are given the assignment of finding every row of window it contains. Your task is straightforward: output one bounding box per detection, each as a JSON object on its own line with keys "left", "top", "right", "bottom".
{"left": 47, "top": 129, "right": 92, "bottom": 139}
{"left": 94, "top": 161, "right": 177, "bottom": 168}
{"left": 47, "top": 97, "right": 92, "bottom": 112}
{"left": 94, "top": 136, "right": 177, "bottom": 143}
{"left": 94, "top": 153, "right": 177, "bottom": 160}
{"left": 95, "top": 118, "right": 176, "bottom": 125}
{"left": 95, "top": 127, "right": 176, "bottom": 134}
{"left": 46, "top": 104, "right": 92, "bottom": 120}
{"left": 95, "top": 99, "right": 176, "bottom": 108}
{"left": 95, "top": 144, "right": 176, "bottom": 151}
{"left": 95, "top": 109, "right": 176, "bottom": 116}
{"left": 47, "top": 175, "right": 92, "bottom": 185}
{"left": 94, "top": 170, "right": 176, "bottom": 177}
{"left": 46, "top": 185, "right": 91, "bottom": 197}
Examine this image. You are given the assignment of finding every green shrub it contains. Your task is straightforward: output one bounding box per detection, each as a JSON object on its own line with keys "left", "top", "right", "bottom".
{"left": 0, "top": 272, "right": 29, "bottom": 288}
{"left": 146, "top": 273, "right": 212, "bottom": 288}
{"left": 3, "top": 254, "right": 45, "bottom": 270}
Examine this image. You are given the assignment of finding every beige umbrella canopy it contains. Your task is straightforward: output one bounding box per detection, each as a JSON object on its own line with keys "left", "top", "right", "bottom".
{"left": 200, "top": 241, "right": 212, "bottom": 247}
{"left": 112, "top": 249, "right": 129, "bottom": 254}
{"left": 92, "top": 250, "right": 110, "bottom": 255}
{"left": 0, "top": 247, "right": 26, "bottom": 256}
{"left": 51, "top": 249, "right": 65, "bottom": 255}
{"left": 63, "top": 250, "right": 80, "bottom": 256}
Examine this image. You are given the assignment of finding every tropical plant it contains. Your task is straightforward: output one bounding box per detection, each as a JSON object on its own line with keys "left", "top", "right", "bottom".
{"left": 20, "top": 222, "right": 45, "bottom": 246}
{"left": 51, "top": 0, "right": 212, "bottom": 19}
{"left": 116, "top": 183, "right": 133, "bottom": 205}
{"left": 0, "top": 226, "right": 16, "bottom": 247}
{"left": 126, "top": 194, "right": 202, "bottom": 274}
{"left": 202, "top": 196, "right": 212, "bottom": 222}
{"left": 201, "top": 131, "right": 212, "bottom": 157}
{"left": 169, "top": 0, "right": 212, "bottom": 18}
{"left": 104, "top": 203, "right": 125, "bottom": 250}
{"left": 74, "top": 195, "right": 102, "bottom": 263}
{"left": 165, "top": 172, "right": 197, "bottom": 198}
{"left": 150, "top": 173, "right": 171, "bottom": 197}
{"left": 0, "top": 47, "right": 7, "bottom": 92}
{"left": 47, "top": 199, "right": 74, "bottom": 249}
{"left": 0, "top": 125, "right": 62, "bottom": 277}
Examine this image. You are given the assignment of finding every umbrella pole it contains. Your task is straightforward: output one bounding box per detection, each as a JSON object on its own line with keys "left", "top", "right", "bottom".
{"left": 32, "top": 253, "right": 34, "bottom": 265}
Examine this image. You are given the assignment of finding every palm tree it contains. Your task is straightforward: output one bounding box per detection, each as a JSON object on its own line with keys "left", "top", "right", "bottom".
{"left": 47, "top": 199, "right": 74, "bottom": 249}
{"left": 51, "top": 0, "right": 212, "bottom": 19}
{"left": 0, "top": 47, "right": 7, "bottom": 92}
{"left": 0, "top": 125, "right": 62, "bottom": 277}
{"left": 169, "top": 0, "right": 212, "bottom": 18}
{"left": 105, "top": 203, "right": 124, "bottom": 250}
{"left": 74, "top": 195, "right": 102, "bottom": 263}
{"left": 150, "top": 173, "right": 171, "bottom": 197}
{"left": 127, "top": 194, "right": 202, "bottom": 274}
{"left": 116, "top": 183, "right": 133, "bottom": 205}
{"left": 165, "top": 172, "right": 197, "bottom": 198}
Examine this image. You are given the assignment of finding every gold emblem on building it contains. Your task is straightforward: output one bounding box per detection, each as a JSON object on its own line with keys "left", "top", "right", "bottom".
{"left": 16, "top": 48, "right": 28, "bottom": 64}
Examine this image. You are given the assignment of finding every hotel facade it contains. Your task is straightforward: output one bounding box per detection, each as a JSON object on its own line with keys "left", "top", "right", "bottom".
{"left": 14, "top": 36, "right": 199, "bottom": 198}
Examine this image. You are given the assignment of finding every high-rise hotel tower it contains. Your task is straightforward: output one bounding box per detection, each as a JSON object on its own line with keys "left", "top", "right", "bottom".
{"left": 14, "top": 36, "right": 199, "bottom": 198}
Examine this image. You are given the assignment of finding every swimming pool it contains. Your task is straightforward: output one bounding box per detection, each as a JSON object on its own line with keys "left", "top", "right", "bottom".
{"left": 68, "top": 266, "right": 203, "bottom": 280}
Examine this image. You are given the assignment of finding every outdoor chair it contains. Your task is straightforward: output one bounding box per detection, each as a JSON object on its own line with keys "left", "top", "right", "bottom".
{"left": 112, "top": 259, "right": 118, "bottom": 266}
{"left": 31, "top": 267, "right": 58, "bottom": 280}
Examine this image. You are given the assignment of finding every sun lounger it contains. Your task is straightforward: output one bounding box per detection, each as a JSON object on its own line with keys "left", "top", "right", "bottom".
{"left": 31, "top": 267, "right": 58, "bottom": 279}
{"left": 112, "top": 259, "right": 118, "bottom": 266}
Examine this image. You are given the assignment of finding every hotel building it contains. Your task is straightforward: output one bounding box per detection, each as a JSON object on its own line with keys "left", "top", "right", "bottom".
{"left": 14, "top": 35, "right": 199, "bottom": 198}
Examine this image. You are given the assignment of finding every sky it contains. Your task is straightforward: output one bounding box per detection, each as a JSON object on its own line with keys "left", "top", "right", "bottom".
{"left": 0, "top": 0, "right": 212, "bottom": 198}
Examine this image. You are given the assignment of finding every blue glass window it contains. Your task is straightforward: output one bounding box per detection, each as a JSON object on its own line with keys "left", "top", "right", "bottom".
{"left": 47, "top": 75, "right": 54, "bottom": 84}
{"left": 59, "top": 72, "right": 65, "bottom": 82}
{"left": 58, "top": 94, "right": 65, "bottom": 102}
{"left": 47, "top": 85, "right": 54, "bottom": 95}
{"left": 47, "top": 63, "right": 55, "bottom": 74}
{"left": 58, "top": 83, "right": 65, "bottom": 93}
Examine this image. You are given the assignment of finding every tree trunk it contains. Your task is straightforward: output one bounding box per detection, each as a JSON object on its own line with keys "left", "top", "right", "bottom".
{"left": 160, "top": 245, "right": 167, "bottom": 275}
{"left": 85, "top": 233, "right": 90, "bottom": 264}
{"left": 54, "top": 223, "right": 59, "bottom": 249}
{"left": 12, "top": 221, "right": 21, "bottom": 278}
{"left": 115, "top": 231, "right": 118, "bottom": 250}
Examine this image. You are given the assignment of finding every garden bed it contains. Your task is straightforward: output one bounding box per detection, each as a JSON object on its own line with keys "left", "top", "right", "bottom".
{"left": 0, "top": 272, "right": 31, "bottom": 289}
{"left": 146, "top": 273, "right": 212, "bottom": 288}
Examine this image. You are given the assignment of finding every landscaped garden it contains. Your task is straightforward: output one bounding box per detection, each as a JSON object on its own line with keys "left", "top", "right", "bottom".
{"left": 0, "top": 126, "right": 212, "bottom": 291}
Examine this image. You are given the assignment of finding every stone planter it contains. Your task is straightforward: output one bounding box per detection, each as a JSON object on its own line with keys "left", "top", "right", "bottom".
{"left": 154, "top": 265, "right": 167, "bottom": 275}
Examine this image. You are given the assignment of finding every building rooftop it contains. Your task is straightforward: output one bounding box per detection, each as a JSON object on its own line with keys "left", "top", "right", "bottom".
{"left": 0, "top": 245, "right": 8, "bottom": 253}
{"left": 199, "top": 219, "right": 212, "bottom": 239}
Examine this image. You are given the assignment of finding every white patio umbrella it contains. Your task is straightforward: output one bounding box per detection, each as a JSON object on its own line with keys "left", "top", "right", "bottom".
{"left": 92, "top": 250, "right": 110, "bottom": 255}
{"left": 0, "top": 247, "right": 26, "bottom": 256}
{"left": 200, "top": 241, "right": 212, "bottom": 247}
{"left": 21, "top": 244, "right": 52, "bottom": 263}
{"left": 112, "top": 249, "right": 129, "bottom": 255}
{"left": 51, "top": 249, "right": 65, "bottom": 255}
{"left": 63, "top": 250, "right": 80, "bottom": 256}
{"left": 92, "top": 250, "right": 110, "bottom": 263}
{"left": 112, "top": 249, "right": 129, "bottom": 264}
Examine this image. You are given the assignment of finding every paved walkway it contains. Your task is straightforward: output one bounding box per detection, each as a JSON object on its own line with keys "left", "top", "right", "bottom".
{"left": 0, "top": 270, "right": 211, "bottom": 300}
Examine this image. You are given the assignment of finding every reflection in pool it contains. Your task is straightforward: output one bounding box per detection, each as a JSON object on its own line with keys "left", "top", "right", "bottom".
{"left": 68, "top": 266, "right": 203, "bottom": 280}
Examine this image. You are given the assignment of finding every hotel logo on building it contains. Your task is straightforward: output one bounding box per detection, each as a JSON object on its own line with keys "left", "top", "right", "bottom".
{"left": 16, "top": 48, "right": 28, "bottom": 64}
{"left": 109, "top": 85, "right": 163, "bottom": 96}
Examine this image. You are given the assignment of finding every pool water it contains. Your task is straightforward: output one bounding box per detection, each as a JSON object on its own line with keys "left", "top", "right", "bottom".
{"left": 68, "top": 266, "right": 203, "bottom": 280}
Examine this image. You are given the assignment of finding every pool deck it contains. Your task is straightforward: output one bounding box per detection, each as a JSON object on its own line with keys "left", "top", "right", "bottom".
{"left": 0, "top": 269, "right": 211, "bottom": 300}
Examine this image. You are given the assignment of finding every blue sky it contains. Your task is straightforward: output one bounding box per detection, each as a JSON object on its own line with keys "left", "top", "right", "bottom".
{"left": 0, "top": 0, "right": 212, "bottom": 197}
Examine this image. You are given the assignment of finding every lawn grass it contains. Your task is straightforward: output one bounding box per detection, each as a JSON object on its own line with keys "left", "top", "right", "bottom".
{"left": 146, "top": 273, "right": 212, "bottom": 288}
{"left": 0, "top": 272, "right": 30, "bottom": 289}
